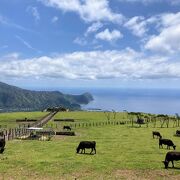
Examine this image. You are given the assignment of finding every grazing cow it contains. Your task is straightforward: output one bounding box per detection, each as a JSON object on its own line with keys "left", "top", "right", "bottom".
{"left": 152, "top": 131, "right": 162, "bottom": 139}
{"left": 76, "top": 141, "right": 96, "bottom": 154}
{"left": 159, "top": 138, "right": 176, "bottom": 150}
{"left": 137, "top": 118, "right": 144, "bottom": 124}
{"left": 163, "top": 151, "right": 180, "bottom": 168}
{"left": 63, "top": 126, "right": 71, "bottom": 131}
{"left": 0, "top": 137, "right": 5, "bottom": 154}
{"left": 176, "top": 130, "right": 180, "bottom": 136}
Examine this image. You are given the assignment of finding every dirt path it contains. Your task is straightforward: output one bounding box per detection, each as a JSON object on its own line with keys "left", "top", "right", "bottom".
{"left": 32, "top": 111, "right": 58, "bottom": 127}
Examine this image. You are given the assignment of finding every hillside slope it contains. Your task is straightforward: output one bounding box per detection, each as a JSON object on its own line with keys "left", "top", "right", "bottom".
{"left": 0, "top": 82, "right": 93, "bottom": 111}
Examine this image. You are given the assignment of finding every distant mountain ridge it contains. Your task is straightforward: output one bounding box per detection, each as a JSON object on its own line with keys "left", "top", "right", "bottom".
{"left": 0, "top": 82, "right": 93, "bottom": 112}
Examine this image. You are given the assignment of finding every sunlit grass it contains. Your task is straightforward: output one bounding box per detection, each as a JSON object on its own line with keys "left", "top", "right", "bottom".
{"left": 0, "top": 111, "right": 180, "bottom": 179}
{"left": 0, "top": 111, "right": 48, "bottom": 128}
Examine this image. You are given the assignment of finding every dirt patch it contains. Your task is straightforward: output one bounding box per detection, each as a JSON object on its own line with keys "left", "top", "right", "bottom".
{"left": 71, "top": 170, "right": 95, "bottom": 180}
{"left": 52, "top": 135, "right": 67, "bottom": 140}
{"left": 56, "top": 131, "right": 75, "bottom": 136}
{"left": 0, "top": 171, "right": 52, "bottom": 180}
{"left": 2, "top": 169, "right": 180, "bottom": 180}
{"left": 114, "top": 169, "right": 180, "bottom": 180}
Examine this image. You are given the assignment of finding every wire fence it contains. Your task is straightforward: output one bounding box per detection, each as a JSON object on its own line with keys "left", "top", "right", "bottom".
{"left": 45, "top": 120, "right": 131, "bottom": 129}
{"left": 0, "top": 111, "right": 58, "bottom": 141}
{"left": 45, "top": 118, "right": 180, "bottom": 129}
{"left": 1, "top": 116, "right": 180, "bottom": 141}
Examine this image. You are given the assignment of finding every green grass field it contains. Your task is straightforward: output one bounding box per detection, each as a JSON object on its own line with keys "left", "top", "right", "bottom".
{"left": 0, "top": 111, "right": 48, "bottom": 128}
{"left": 0, "top": 111, "right": 180, "bottom": 179}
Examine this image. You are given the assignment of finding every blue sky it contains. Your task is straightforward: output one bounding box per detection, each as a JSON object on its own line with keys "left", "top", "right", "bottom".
{"left": 0, "top": 0, "right": 180, "bottom": 90}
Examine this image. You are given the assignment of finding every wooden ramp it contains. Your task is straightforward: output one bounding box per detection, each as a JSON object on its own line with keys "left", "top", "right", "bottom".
{"left": 32, "top": 111, "right": 58, "bottom": 127}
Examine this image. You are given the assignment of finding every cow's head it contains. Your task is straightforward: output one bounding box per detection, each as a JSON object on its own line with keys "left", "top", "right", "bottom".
{"left": 162, "top": 160, "right": 169, "bottom": 169}
{"left": 173, "top": 145, "right": 176, "bottom": 150}
{"left": 0, "top": 147, "right": 5, "bottom": 154}
{"left": 76, "top": 147, "right": 79, "bottom": 153}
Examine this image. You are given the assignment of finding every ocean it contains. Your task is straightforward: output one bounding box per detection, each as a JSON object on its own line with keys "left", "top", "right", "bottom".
{"left": 58, "top": 88, "right": 180, "bottom": 115}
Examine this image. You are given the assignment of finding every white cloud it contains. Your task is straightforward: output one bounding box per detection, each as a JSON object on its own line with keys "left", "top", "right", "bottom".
{"left": 145, "top": 12, "right": 180, "bottom": 54}
{"left": 73, "top": 37, "right": 87, "bottom": 46}
{"left": 3, "top": 52, "right": 20, "bottom": 60}
{"left": 145, "top": 25, "right": 180, "bottom": 54}
{"left": 118, "top": 0, "right": 162, "bottom": 4}
{"left": 39, "top": 0, "right": 124, "bottom": 23}
{"left": 85, "top": 22, "right": 103, "bottom": 36}
{"left": 159, "top": 12, "right": 180, "bottom": 28}
{"left": 118, "top": 0, "right": 180, "bottom": 5}
{"left": 51, "top": 16, "right": 59, "bottom": 23}
{"left": 95, "top": 29, "right": 123, "bottom": 42}
{"left": 27, "top": 6, "right": 40, "bottom": 22}
{"left": 122, "top": 12, "right": 180, "bottom": 40}
{"left": 93, "top": 45, "right": 103, "bottom": 50}
{"left": 1, "top": 49, "right": 179, "bottom": 80}
{"left": 124, "top": 16, "right": 147, "bottom": 37}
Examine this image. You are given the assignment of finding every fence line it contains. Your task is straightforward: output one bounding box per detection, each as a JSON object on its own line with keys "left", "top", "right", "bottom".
{"left": 45, "top": 119, "right": 180, "bottom": 129}
{"left": 0, "top": 111, "right": 58, "bottom": 141}
{"left": 1, "top": 117, "right": 180, "bottom": 141}
{"left": 44, "top": 120, "right": 131, "bottom": 129}
{"left": 0, "top": 127, "right": 31, "bottom": 141}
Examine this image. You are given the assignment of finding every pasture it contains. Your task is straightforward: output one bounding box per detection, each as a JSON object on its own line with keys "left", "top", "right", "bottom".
{"left": 0, "top": 112, "right": 48, "bottom": 128}
{"left": 0, "top": 111, "right": 180, "bottom": 179}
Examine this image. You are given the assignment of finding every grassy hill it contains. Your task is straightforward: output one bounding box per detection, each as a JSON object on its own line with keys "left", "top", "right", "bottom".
{"left": 0, "top": 82, "right": 93, "bottom": 111}
{"left": 0, "top": 111, "right": 180, "bottom": 179}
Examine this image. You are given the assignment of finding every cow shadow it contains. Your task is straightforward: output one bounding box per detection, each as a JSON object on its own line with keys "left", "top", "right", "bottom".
{"left": 166, "top": 167, "right": 180, "bottom": 170}
{"left": 77, "top": 153, "right": 95, "bottom": 156}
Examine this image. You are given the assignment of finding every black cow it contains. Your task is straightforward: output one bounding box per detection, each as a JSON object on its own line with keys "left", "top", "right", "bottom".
{"left": 0, "top": 137, "right": 5, "bottom": 154}
{"left": 176, "top": 130, "right": 180, "bottom": 136}
{"left": 63, "top": 126, "right": 71, "bottom": 131}
{"left": 152, "top": 131, "right": 162, "bottom": 139}
{"left": 159, "top": 138, "right": 176, "bottom": 150}
{"left": 163, "top": 151, "right": 180, "bottom": 168}
{"left": 76, "top": 141, "right": 96, "bottom": 154}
